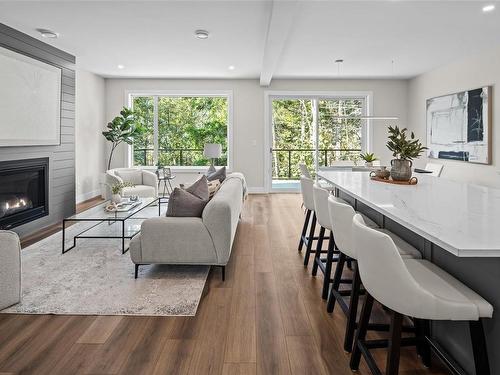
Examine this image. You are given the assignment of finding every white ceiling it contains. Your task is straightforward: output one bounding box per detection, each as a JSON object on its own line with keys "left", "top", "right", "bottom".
{"left": 1, "top": 0, "right": 499, "bottom": 83}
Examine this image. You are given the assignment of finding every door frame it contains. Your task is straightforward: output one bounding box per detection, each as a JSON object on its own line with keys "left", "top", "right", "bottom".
{"left": 263, "top": 90, "right": 373, "bottom": 193}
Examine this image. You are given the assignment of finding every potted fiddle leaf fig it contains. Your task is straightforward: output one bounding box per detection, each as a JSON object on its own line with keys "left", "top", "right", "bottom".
{"left": 102, "top": 107, "right": 144, "bottom": 170}
{"left": 386, "top": 126, "right": 427, "bottom": 181}
{"left": 360, "top": 152, "right": 378, "bottom": 167}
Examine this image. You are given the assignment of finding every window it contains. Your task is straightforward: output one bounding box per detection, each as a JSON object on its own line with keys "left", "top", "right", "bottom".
{"left": 270, "top": 95, "right": 366, "bottom": 181}
{"left": 130, "top": 93, "right": 231, "bottom": 168}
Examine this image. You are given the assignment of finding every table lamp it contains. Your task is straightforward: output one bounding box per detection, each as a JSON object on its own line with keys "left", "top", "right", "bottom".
{"left": 204, "top": 143, "right": 222, "bottom": 173}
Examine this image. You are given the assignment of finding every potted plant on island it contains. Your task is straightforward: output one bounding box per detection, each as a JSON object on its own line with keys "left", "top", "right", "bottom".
{"left": 386, "top": 126, "right": 427, "bottom": 181}
{"left": 360, "top": 152, "right": 378, "bottom": 167}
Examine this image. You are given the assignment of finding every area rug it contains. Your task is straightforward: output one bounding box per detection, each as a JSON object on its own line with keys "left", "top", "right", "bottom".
{"left": 1, "top": 217, "right": 209, "bottom": 316}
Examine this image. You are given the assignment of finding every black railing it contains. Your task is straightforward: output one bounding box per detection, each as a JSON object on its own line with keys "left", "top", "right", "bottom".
{"left": 272, "top": 148, "right": 361, "bottom": 180}
{"left": 134, "top": 148, "right": 227, "bottom": 167}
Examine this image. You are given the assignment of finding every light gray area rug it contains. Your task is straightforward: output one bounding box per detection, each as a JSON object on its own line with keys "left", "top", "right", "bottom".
{"left": 1, "top": 220, "right": 209, "bottom": 316}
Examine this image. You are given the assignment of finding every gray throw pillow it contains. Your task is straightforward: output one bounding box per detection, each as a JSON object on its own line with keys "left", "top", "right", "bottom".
{"left": 166, "top": 188, "right": 208, "bottom": 217}
{"left": 185, "top": 175, "right": 209, "bottom": 201}
{"left": 207, "top": 166, "right": 226, "bottom": 183}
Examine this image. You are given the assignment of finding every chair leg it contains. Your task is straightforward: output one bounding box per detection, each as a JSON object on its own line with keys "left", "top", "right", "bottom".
{"left": 386, "top": 310, "right": 404, "bottom": 375}
{"left": 298, "top": 209, "right": 311, "bottom": 252}
{"left": 350, "top": 292, "right": 374, "bottom": 371}
{"left": 312, "top": 226, "right": 325, "bottom": 276}
{"left": 327, "top": 252, "right": 346, "bottom": 313}
{"left": 303, "top": 212, "right": 317, "bottom": 267}
{"left": 343, "top": 261, "right": 362, "bottom": 352}
{"left": 134, "top": 264, "right": 139, "bottom": 279}
{"left": 469, "top": 319, "right": 490, "bottom": 375}
{"left": 321, "top": 232, "right": 335, "bottom": 299}
{"left": 415, "top": 319, "right": 431, "bottom": 367}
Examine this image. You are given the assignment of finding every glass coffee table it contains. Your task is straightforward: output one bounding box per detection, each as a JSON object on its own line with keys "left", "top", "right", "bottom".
{"left": 62, "top": 197, "right": 167, "bottom": 254}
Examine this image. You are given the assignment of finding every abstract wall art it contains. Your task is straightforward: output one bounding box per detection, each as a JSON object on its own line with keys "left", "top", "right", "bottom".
{"left": 426, "top": 86, "right": 491, "bottom": 164}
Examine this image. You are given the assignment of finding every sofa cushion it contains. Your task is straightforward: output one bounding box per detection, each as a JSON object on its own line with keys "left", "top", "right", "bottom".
{"left": 115, "top": 169, "right": 142, "bottom": 185}
{"left": 207, "top": 166, "right": 226, "bottom": 183}
{"left": 185, "top": 175, "right": 209, "bottom": 201}
{"left": 166, "top": 188, "right": 208, "bottom": 217}
{"left": 122, "top": 185, "right": 156, "bottom": 198}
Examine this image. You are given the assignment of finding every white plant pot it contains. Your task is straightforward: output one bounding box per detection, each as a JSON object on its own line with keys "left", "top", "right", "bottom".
{"left": 365, "top": 162, "right": 373, "bottom": 167}
{"left": 111, "top": 194, "right": 122, "bottom": 204}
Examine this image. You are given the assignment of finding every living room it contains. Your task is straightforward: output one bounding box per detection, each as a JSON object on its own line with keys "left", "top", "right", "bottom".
{"left": 1, "top": 1, "right": 500, "bottom": 374}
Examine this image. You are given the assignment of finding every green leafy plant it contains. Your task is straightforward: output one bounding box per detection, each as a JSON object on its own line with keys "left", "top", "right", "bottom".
{"left": 360, "top": 152, "right": 378, "bottom": 162}
{"left": 102, "top": 107, "right": 144, "bottom": 170}
{"left": 386, "top": 126, "right": 427, "bottom": 160}
{"left": 110, "top": 182, "right": 135, "bottom": 195}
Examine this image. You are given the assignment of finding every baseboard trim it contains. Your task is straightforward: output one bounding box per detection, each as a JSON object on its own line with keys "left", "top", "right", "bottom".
{"left": 247, "top": 187, "right": 267, "bottom": 194}
{"left": 76, "top": 189, "right": 102, "bottom": 204}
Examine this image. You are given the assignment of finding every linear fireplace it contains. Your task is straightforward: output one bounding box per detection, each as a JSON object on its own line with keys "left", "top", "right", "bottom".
{"left": 0, "top": 158, "right": 49, "bottom": 230}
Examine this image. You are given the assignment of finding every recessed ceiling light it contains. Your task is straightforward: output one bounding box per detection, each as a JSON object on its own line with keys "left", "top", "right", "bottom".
{"left": 117, "top": 64, "right": 125, "bottom": 69}
{"left": 228, "top": 65, "right": 235, "bottom": 70}
{"left": 483, "top": 4, "right": 495, "bottom": 12}
{"left": 36, "top": 28, "right": 58, "bottom": 38}
{"left": 195, "top": 30, "right": 209, "bottom": 39}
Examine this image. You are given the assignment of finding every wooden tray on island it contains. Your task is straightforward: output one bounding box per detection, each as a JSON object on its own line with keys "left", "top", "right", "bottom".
{"left": 369, "top": 175, "right": 418, "bottom": 185}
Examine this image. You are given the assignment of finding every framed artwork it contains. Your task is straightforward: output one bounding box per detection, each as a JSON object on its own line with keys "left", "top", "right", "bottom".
{"left": 426, "top": 86, "right": 491, "bottom": 164}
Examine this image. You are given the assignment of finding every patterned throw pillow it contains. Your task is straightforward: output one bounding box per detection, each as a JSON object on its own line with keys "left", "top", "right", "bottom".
{"left": 207, "top": 166, "right": 226, "bottom": 183}
{"left": 166, "top": 188, "right": 208, "bottom": 217}
{"left": 207, "top": 180, "right": 221, "bottom": 199}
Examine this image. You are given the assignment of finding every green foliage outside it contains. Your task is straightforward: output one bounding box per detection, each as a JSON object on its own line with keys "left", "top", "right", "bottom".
{"left": 272, "top": 98, "right": 364, "bottom": 179}
{"left": 132, "top": 96, "right": 228, "bottom": 167}
{"left": 131, "top": 96, "right": 364, "bottom": 180}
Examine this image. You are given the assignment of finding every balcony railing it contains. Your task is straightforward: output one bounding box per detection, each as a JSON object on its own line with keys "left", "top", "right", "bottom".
{"left": 134, "top": 148, "right": 227, "bottom": 167}
{"left": 272, "top": 148, "right": 361, "bottom": 180}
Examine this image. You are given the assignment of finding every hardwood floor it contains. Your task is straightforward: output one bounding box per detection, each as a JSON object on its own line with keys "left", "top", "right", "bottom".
{"left": 0, "top": 194, "right": 449, "bottom": 375}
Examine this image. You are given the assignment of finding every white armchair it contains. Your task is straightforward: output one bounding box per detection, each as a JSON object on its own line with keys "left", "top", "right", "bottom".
{"left": 0, "top": 230, "right": 21, "bottom": 310}
{"left": 106, "top": 168, "right": 158, "bottom": 198}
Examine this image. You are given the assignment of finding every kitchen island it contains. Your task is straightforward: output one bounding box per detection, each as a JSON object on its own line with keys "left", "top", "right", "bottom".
{"left": 318, "top": 170, "right": 500, "bottom": 375}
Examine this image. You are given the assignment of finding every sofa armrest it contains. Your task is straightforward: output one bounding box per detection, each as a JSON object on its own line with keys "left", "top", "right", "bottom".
{"left": 131, "top": 217, "right": 218, "bottom": 264}
{"left": 142, "top": 170, "right": 158, "bottom": 188}
{"left": 106, "top": 170, "right": 123, "bottom": 186}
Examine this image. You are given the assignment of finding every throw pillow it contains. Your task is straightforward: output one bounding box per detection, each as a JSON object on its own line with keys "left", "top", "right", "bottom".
{"left": 207, "top": 166, "right": 226, "bottom": 183}
{"left": 185, "top": 175, "right": 209, "bottom": 201}
{"left": 166, "top": 188, "right": 208, "bottom": 217}
{"left": 207, "top": 180, "right": 221, "bottom": 199}
{"left": 115, "top": 169, "right": 142, "bottom": 185}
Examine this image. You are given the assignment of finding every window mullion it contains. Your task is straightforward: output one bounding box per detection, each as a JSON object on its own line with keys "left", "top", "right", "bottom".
{"left": 153, "top": 96, "right": 159, "bottom": 166}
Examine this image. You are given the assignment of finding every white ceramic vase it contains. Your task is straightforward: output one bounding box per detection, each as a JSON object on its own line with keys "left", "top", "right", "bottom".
{"left": 111, "top": 193, "right": 122, "bottom": 204}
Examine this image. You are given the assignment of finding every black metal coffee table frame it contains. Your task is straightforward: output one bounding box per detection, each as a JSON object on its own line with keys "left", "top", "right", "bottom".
{"left": 62, "top": 197, "right": 167, "bottom": 255}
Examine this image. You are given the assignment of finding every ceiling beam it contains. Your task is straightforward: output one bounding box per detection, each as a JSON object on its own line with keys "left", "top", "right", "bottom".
{"left": 260, "top": 0, "right": 299, "bottom": 87}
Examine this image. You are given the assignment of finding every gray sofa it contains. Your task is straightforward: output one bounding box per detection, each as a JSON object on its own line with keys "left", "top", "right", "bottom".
{"left": 130, "top": 174, "right": 245, "bottom": 280}
{"left": 0, "top": 230, "right": 21, "bottom": 310}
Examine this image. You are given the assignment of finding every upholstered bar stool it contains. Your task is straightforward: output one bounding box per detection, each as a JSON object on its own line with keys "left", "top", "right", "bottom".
{"left": 311, "top": 183, "right": 338, "bottom": 296}
{"left": 326, "top": 196, "right": 421, "bottom": 352}
{"left": 350, "top": 214, "right": 493, "bottom": 375}
{"left": 298, "top": 176, "right": 318, "bottom": 263}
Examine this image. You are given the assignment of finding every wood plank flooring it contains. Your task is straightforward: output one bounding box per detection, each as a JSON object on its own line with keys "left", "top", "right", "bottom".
{"left": 0, "top": 194, "right": 449, "bottom": 375}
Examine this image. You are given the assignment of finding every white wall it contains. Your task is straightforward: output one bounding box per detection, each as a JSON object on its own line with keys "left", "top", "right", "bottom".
{"left": 408, "top": 48, "right": 500, "bottom": 188}
{"left": 76, "top": 70, "right": 106, "bottom": 202}
{"left": 105, "top": 78, "right": 408, "bottom": 191}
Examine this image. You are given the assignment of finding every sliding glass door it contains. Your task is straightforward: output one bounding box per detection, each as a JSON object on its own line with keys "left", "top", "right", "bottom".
{"left": 268, "top": 94, "right": 367, "bottom": 191}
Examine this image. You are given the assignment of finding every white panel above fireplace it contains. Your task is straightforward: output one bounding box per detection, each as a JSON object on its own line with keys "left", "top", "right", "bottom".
{"left": 0, "top": 45, "right": 61, "bottom": 146}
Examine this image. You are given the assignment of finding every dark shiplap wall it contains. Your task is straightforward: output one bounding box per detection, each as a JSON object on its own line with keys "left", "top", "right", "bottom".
{"left": 0, "top": 23, "right": 76, "bottom": 238}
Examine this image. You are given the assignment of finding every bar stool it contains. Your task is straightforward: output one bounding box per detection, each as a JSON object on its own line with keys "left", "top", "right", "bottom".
{"left": 298, "top": 177, "right": 318, "bottom": 265}
{"left": 350, "top": 214, "right": 493, "bottom": 375}
{"left": 326, "top": 196, "right": 422, "bottom": 352}
{"left": 311, "top": 183, "right": 338, "bottom": 297}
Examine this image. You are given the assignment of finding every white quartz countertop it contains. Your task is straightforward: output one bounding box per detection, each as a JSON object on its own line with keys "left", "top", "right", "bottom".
{"left": 318, "top": 170, "right": 500, "bottom": 257}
